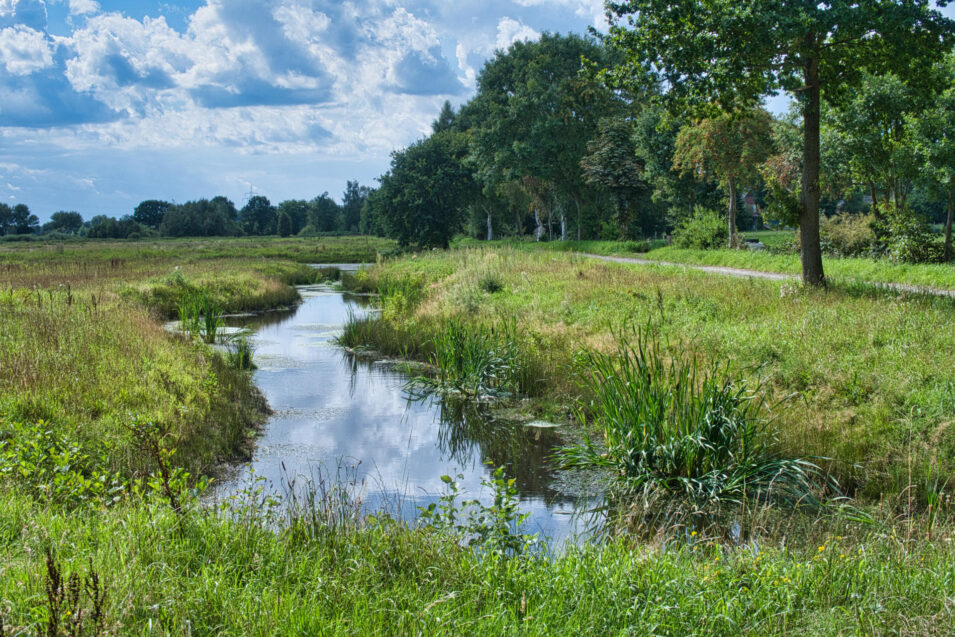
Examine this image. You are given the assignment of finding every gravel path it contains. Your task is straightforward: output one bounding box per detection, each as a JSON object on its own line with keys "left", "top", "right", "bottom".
{"left": 581, "top": 253, "right": 955, "bottom": 298}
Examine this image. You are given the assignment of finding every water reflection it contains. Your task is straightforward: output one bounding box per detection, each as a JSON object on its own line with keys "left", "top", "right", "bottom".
{"left": 212, "top": 282, "right": 591, "bottom": 543}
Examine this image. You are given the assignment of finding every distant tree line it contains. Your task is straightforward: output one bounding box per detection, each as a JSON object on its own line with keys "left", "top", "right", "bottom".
{"left": 361, "top": 18, "right": 955, "bottom": 271}
{"left": 4, "top": 181, "right": 371, "bottom": 241}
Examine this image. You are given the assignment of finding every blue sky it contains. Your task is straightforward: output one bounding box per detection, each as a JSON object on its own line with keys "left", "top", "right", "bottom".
{"left": 0, "top": 0, "right": 606, "bottom": 219}
{"left": 1, "top": 1, "right": 953, "bottom": 221}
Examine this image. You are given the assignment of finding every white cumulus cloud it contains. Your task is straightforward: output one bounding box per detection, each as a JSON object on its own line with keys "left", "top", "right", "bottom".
{"left": 495, "top": 17, "right": 538, "bottom": 51}
{"left": 69, "top": 0, "right": 100, "bottom": 16}
{"left": 0, "top": 24, "right": 52, "bottom": 74}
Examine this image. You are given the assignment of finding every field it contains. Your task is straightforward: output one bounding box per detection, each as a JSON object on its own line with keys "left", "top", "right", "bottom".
{"left": 1, "top": 237, "right": 954, "bottom": 635}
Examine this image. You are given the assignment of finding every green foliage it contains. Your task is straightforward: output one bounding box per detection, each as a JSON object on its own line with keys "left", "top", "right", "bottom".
{"left": 419, "top": 467, "right": 537, "bottom": 556}
{"left": 0, "top": 419, "right": 126, "bottom": 507}
{"left": 176, "top": 290, "right": 224, "bottom": 343}
{"left": 672, "top": 206, "right": 726, "bottom": 250}
{"left": 133, "top": 200, "right": 171, "bottom": 229}
{"left": 561, "top": 333, "right": 827, "bottom": 519}
{"left": 672, "top": 110, "right": 775, "bottom": 244}
{"left": 376, "top": 127, "right": 476, "bottom": 249}
{"left": 42, "top": 211, "right": 84, "bottom": 235}
{"left": 416, "top": 319, "right": 526, "bottom": 399}
{"left": 477, "top": 272, "right": 504, "bottom": 294}
{"left": 225, "top": 337, "right": 256, "bottom": 370}
{"left": 819, "top": 213, "right": 878, "bottom": 258}
{"left": 240, "top": 195, "right": 276, "bottom": 236}
{"left": 883, "top": 209, "right": 942, "bottom": 264}
{"left": 276, "top": 211, "right": 292, "bottom": 237}
{"left": 159, "top": 197, "right": 241, "bottom": 238}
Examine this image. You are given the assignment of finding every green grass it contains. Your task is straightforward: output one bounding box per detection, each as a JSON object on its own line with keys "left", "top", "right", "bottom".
{"left": 0, "top": 488, "right": 953, "bottom": 635}
{"left": 4, "top": 241, "right": 955, "bottom": 635}
{"left": 0, "top": 289, "right": 265, "bottom": 479}
{"left": 0, "top": 235, "right": 397, "bottom": 266}
{"left": 487, "top": 236, "right": 955, "bottom": 291}
{"left": 646, "top": 245, "right": 955, "bottom": 291}
{"left": 561, "top": 331, "right": 827, "bottom": 525}
{"left": 344, "top": 247, "right": 955, "bottom": 499}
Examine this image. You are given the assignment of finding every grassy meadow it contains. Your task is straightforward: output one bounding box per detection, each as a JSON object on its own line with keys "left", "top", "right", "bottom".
{"left": 2, "top": 237, "right": 955, "bottom": 635}
{"left": 494, "top": 234, "right": 955, "bottom": 291}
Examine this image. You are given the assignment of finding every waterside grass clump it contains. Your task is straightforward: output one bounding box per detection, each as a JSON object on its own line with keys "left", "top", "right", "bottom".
{"left": 561, "top": 332, "right": 831, "bottom": 532}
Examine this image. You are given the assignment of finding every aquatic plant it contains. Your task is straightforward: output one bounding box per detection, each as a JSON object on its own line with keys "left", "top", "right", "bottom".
{"left": 417, "top": 319, "right": 525, "bottom": 398}
{"left": 177, "top": 291, "right": 203, "bottom": 337}
{"left": 226, "top": 336, "right": 256, "bottom": 370}
{"left": 561, "top": 331, "right": 830, "bottom": 519}
{"left": 199, "top": 295, "right": 224, "bottom": 344}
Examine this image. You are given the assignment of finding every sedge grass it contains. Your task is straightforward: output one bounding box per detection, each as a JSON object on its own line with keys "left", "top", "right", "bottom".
{"left": 561, "top": 331, "right": 831, "bottom": 533}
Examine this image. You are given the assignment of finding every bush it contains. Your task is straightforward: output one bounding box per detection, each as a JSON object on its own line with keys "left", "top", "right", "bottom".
{"left": 819, "top": 212, "right": 878, "bottom": 257}
{"left": 883, "top": 209, "right": 942, "bottom": 264}
{"left": 672, "top": 206, "right": 726, "bottom": 250}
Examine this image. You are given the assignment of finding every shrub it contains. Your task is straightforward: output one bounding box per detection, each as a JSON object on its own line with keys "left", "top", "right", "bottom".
{"left": 820, "top": 212, "right": 878, "bottom": 257}
{"left": 883, "top": 209, "right": 943, "bottom": 264}
{"left": 672, "top": 206, "right": 726, "bottom": 250}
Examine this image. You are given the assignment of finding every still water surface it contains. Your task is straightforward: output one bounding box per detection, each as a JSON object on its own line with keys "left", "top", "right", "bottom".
{"left": 212, "top": 283, "right": 594, "bottom": 544}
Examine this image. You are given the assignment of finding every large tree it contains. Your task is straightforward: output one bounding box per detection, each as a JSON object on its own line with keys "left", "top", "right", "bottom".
{"left": 341, "top": 181, "right": 370, "bottom": 233}
{"left": 133, "top": 200, "right": 171, "bottom": 229}
{"left": 823, "top": 71, "right": 929, "bottom": 216}
{"left": 672, "top": 110, "right": 775, "bottom": 246}
{"left": 915, "top": 58, "right": 955, "bottom": 260}
{"left": 604, "top": 0, "right": 955, "bottom": 285}
{"left": 240, "top": 196, "right": 276, "bottom": 235}
{"left": 10, "top": 204, "right": 39, "bottom": 235}
{"left": 580, "top": 116, "right": 651, "bottom": 237}
{"left": 378, "top": 126, "right": 476, "bottom": 249}
{"left": 467, "top": 33, "right": 619, "bottom": 240}
{"left": 43, "top": 211, "right": 84, "bottom": 234}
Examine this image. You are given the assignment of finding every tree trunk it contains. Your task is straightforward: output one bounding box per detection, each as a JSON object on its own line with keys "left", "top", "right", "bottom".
{"left": 486, "top": 206, "right": 493, "bottom": 241}
{"left": 727, "top": 176, "right": 737, "bottom": 248}
{"left": 945, "top": 191, "right": 953, "bottom": 262}
{"left": 547, "top": 209, "right": 553, "bottom": 241}
{"left": 868, "top": 181, "right": 879, "bottom": 216}
{"left": 799, "top": 56, "right": 826, "bottom": 286}
{"left": 573, "top": 193, "right": 583, "bottom": 240}
{"left": 560, "top": 209, "right": 567, "bottom": 241}
{"left": 534, "top": 209, "right": 543, "bottom": 241}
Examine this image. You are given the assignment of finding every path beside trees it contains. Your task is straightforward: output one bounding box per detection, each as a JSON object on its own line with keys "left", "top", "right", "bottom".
{"left": 582, "top": 252, "right": 955, "bottom": 298}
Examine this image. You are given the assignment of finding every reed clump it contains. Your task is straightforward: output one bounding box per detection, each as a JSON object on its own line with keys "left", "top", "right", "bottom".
{"left": 561, "top": 331, "right": 832, "bottom": 533}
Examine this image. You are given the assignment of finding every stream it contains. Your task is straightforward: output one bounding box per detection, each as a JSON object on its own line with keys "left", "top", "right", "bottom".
{"left": 211, "top": 274, "right": 597, "bottom": 545}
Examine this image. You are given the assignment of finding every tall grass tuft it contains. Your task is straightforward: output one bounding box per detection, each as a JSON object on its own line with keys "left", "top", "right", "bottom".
{"left": 417, "top": 319, "right": 525, "bottom": 399}
{"left": 177, "top": 290, "right": 224, "bottom": 343}
{"left": 199, "top": 295, "right": 224, "bottom": 344}
{"left": 561, "top": 331, "right": 831, "bottom": 525}
{"left": 177, "top": 291, "right": 203, "bottom": 336}
{"left": 226, "top": 336, "right": 256, "bottom": 370}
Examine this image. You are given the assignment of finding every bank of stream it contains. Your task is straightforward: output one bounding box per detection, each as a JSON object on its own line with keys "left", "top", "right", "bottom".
{"left": 210, "top": 273, "right": 598, "bottom": 544}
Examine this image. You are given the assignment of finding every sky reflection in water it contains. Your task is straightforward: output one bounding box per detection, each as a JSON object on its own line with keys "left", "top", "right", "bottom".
{"left": 213, "top": 285, "right": 594, "bottom": 544}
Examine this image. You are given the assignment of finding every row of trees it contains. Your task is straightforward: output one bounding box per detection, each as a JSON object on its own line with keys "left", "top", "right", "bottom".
{"left": 363, "top": 2, "right": 955, "bottom": 284}
{"left": 7, "top": 182, "right": 371, "bottom": 240}
{"left": 0, "top": 203, "right": 41, "bottom": 236}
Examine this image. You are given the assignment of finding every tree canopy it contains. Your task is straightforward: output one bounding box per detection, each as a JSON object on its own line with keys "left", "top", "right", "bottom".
{"left": 604, "top": 0, "right": 955, "bottom": 284}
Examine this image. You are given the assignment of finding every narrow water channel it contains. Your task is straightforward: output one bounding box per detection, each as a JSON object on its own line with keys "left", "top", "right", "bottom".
{"left": 212, "top": 280, "right": 595, "bottom": 544}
